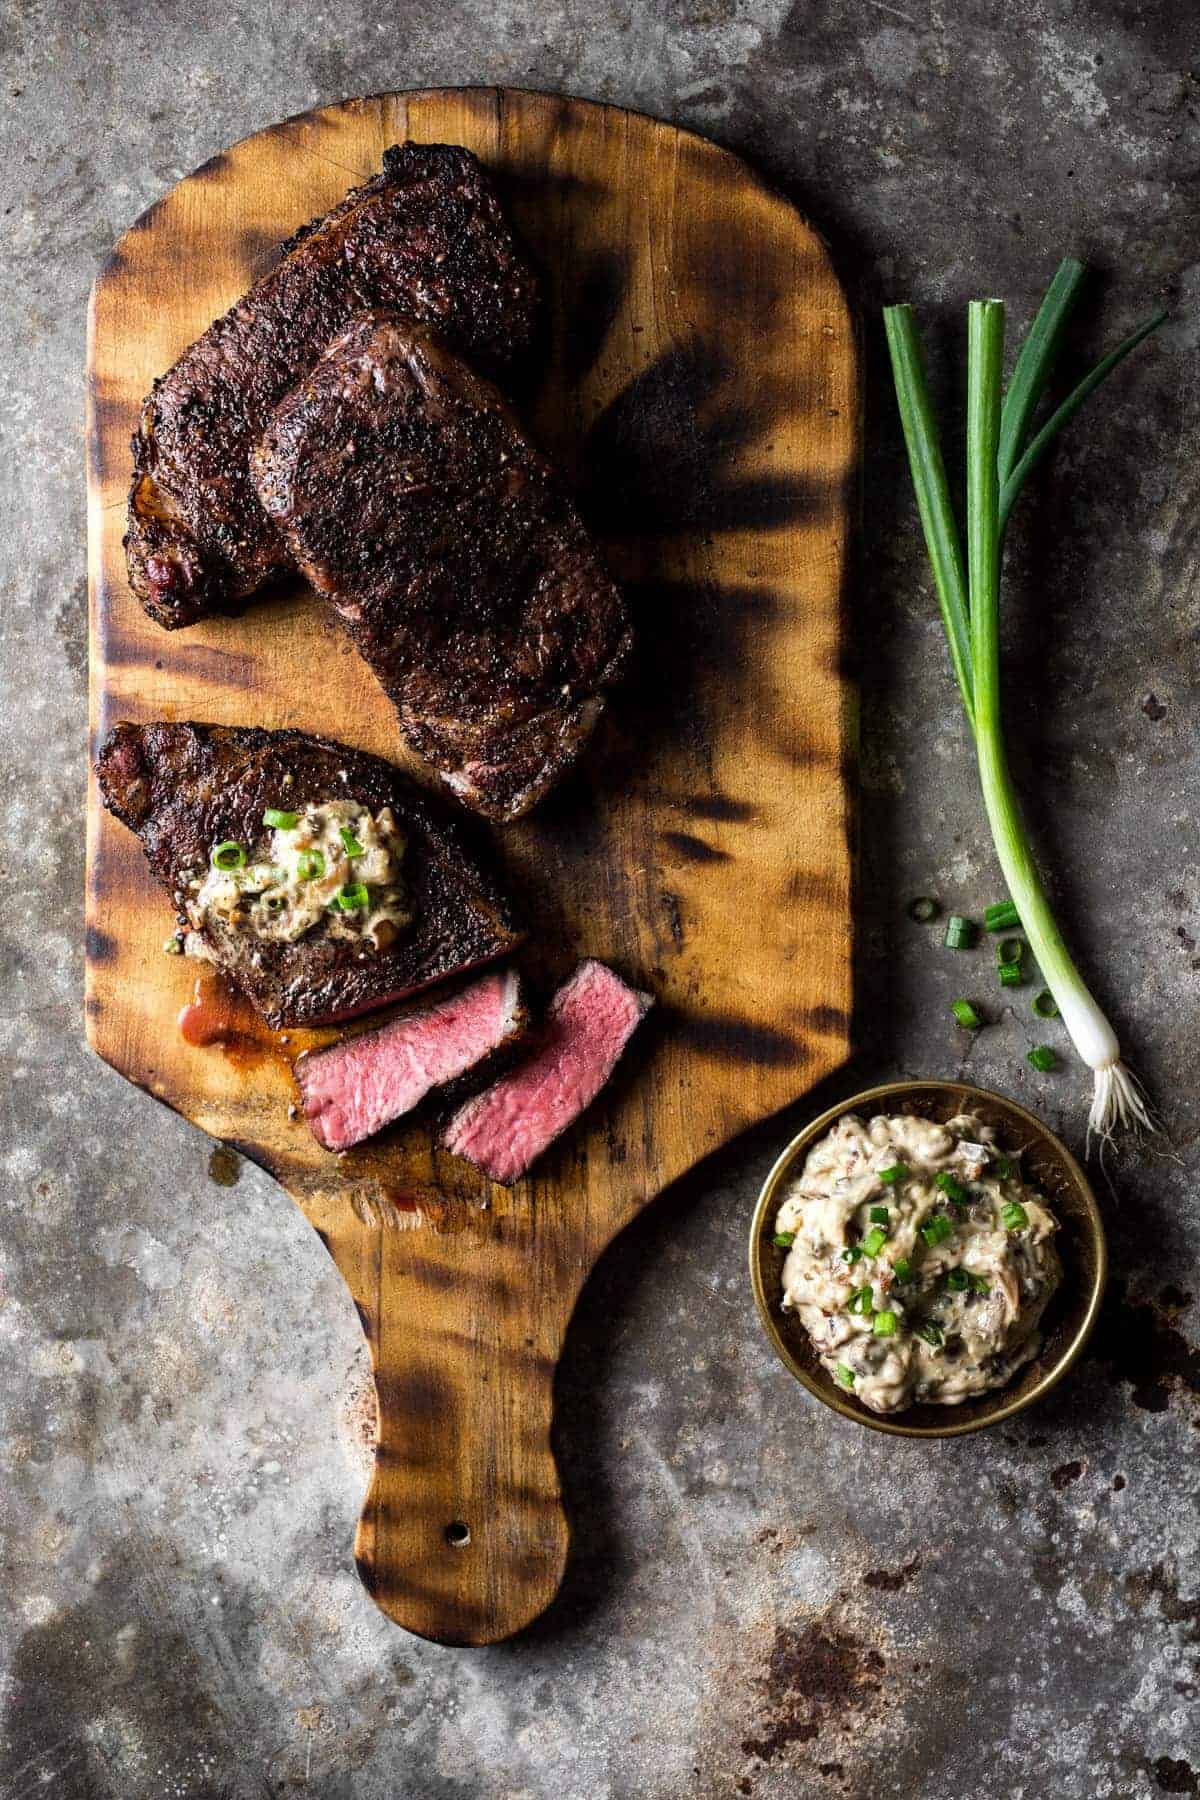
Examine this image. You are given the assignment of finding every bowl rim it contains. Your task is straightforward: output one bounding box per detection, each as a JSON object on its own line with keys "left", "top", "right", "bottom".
{"left": 748, "top": 1078, "right": 1108, "bottom": 1439}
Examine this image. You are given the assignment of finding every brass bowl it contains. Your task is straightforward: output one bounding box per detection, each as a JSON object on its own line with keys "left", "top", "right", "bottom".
{"left": 748, "top": 1080, "right": 1107, "bottom": 1438}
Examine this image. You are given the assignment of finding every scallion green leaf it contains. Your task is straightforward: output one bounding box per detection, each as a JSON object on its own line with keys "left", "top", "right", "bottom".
{"left": 869, "top": 1205, "right": 890, "bottom": 1224}
{"left": 1002, "top": 1200, "right": 1029, "bottom": 1231}
{"left": 773, "top": 1231, "right": 795, "bottom": 1249}
{"left": 997, "top": 960, "right": 1025, "bottom": 988}
{"left": 339, "top": 826, "right": 365, "bottom": 857}
{"left": 1027, "top": 1044, "right": 1057, "bottom": 1071}
{"left": 840, "top": 1245, "right": 864, "bottom": 1264}
{"left": 336, "top": 882, "right": 370, "bottom": 911}
{"left": 836, "top": 1363, "right": 856, "bottom": 1388}
{"left": 997, "top": 936, "right": 1025, "bottom": 966}
{"left": 921, "top": 1213, "right": 953, "bottom": 1247}
{"left": 951, "top": 998, "right": 983, "bottom": 1029}
{"left": 879, "top": 1163, "right": 908, "bottom": 1184}
{"left": 861, "top": 1226, "right": 888, "bottom": 1258}
{"left": 263, "top": 808, "right": 299, "bottom": 830}
{"left": 1032, "top": 989, "right": 1059, "bottom": 1019}
{"left": 893, "top": 1257, "right": 913, "bottom": 1282}
{"left": 944, "top": 1269, "right": 970, "bottom": 1292}
{"left": 211, "top": 840, "right": 246, "bottom": 871}
{"left": 916, "top": 1321, "right": 945, "bottom": 1348}
{"left": 873, "top": 1310, "right": 898, "bottom": 1337}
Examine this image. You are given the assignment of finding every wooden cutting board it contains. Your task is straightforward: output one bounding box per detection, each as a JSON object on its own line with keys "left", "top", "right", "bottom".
{"left": 85, "top": 88, "right": 857, "bottom": 1646}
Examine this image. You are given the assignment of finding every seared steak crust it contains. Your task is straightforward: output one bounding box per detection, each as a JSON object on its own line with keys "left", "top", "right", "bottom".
{"left": 252, "top": 315, "right": 631, "bottom": 821}
{"left": 125, "top": 145, "right": 539, "bottom": 630}
{"left": 96, "top": 721, "right": 523, "bottom": 1028}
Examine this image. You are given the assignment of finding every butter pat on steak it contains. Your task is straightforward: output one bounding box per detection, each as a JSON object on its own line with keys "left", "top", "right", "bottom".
{"left": 297, "top": 967, "right": 530, "bottom": 1152}
{"left": 442, "top": 960, "right": 653, "bottom": 1184}
{"left": 96, "top": 721, "right": 523, "bottom": 1029}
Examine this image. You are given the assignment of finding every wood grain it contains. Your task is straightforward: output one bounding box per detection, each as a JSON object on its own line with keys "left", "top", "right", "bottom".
{"left": 85, "top": 88, "right": 857, "bottom": 1645}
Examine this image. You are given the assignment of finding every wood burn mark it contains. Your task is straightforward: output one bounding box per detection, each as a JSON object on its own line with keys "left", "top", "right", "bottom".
{"left": 661, "top": 831, "right": 729, "bottom": 864}
{"left": 682, "top": 1012, "right": 804, "bottom": 1066}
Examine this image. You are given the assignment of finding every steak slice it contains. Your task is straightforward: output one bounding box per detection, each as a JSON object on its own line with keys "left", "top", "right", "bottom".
{"left": 96, "top": 721, "right": 523, "bottom": 1029}
{"left": 296, "top": 966, "right": 530, "bottom": 1152}
{"left": 442, "top": 960, "right": 653, "bottom": 1184}
{"left": 126, "top": 144, "right": 539, "bottom": 630}
{"left": 252, "top": 315, "right": 631, "bottom": 821}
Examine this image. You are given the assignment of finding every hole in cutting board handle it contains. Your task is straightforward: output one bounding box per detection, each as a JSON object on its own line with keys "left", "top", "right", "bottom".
{"left": 444, "top": 1520, "right": 471, "bottom": 1548}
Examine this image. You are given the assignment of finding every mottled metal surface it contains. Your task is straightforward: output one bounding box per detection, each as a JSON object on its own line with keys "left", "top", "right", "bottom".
{"left": 1, "top": 2, "right": 1197, "bottom": 1795}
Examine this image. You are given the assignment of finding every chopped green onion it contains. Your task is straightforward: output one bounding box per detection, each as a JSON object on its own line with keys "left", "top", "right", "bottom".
{"left": 211, "top": 840, "right": 246, "bottom": 871}
{"left": 163, "top": 934, "right": 184, "bottom": 955}
{"left": 869, "top": 1205, "right": 890, "bottom": 1224}
{"left": 873, "top": 1310, "right": 898, "bottom": 1337}
{"left": 997, "top": 936, "right": 1025, "bottom": 966}
{"left": 968, "top": 1273, "right": 991, "bottom": 1294}
{"left": 861, "top": 1227, "right": 888, "bottom": 1258}
{"left": 264, "top": 895, "right": 287, "bottom": 912}
{"left": 935, "top": 1172, "right": 969, "bottom": 1206}
{"left": 296, "top": 849, "right": 325, "bottom": 881}
{"left": 1032, "top": 989, "right": 1059, "bottom": 1019}
{"left": 997, "top": 960, "right": 1025, "bottom": 988}
{"left": 944, "top": 1269, "right": 970, "bottom": 1292}
{"left": 263, "top": 808, "right": 299, "bottom": 830}
{"left": 336, "top": 882, "right": 370, "bottom": 911}
{"left": 893, "top": 1257, "right": 913, "bottom": 1283}
{"left": 944, "top": 914, "right": 978, "bottom": 951}
{"left": 992, "top": 1155, "right": 1013, "bottom": 1179}
{"left": 849, "top": 1285, "right": 875, "bottom": 1316}
{"left": 921, "top": 1213, "right": 953, "bottom": 1247}
{"left": 339, "top": 826, "right": 365, "bottom": 857}
{"left": 884, "top": 265, "right": 1161, "bottom": 1141}
{"left": 1002, "top": 1200, "right": 1029, "bottom": 1231}
{"left": 836, "top": 1363, "right": 856, "bottom": 1388}
{"left": 916, "top": 1321, "right": 945, "bottom": 1347}
{"left": 985, "top": 899, "right": 1022, "bottom": 932}
{"left": 772, "top": 1232, "right": 795, "bottom": 1249}
{"left": 951, "top": 998, "right": 983, "bottom": 1029}
{"left": 878, "top": 1163, "right": 908, "bottom": 1185}
{"left": 1027, "top": 1045, "right": 1057, "bottom": 1072}
{"left": 907, "top": 896, "right": 941, "bottom": 923}
{"left": 840, "top": 1245, "right": 864, "bottom": 1264}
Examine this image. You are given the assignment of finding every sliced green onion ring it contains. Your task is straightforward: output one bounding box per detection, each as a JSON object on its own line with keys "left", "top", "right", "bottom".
{"left": 878, "top": 1163, "right": 908, "bottom": 1185}
{"left": 873, "top": 1311, "right": 898, "bottom": 1337}
{"left": 773, "top": 1231, "right": 795, "bottom": 1250}
{"left": 952, "top": 998, "right": 983, "bottom": 1029}
{"left": 944, "top": 914, "right": 978, "bottom": 950}
{"left": 1027, "top": 1045, "right": 1057, "bottom": 1072}
{"left": 836, "top": 1363, "right": 856, "bottom": 1387}
{"left": 263, "top": 808, "right": 299, "bottom": 830}
{"left": 337, "top": 882, "right": 370, "bottom": 911}
{"left": 296, "top": 849, "right": 326, "bottom": 881}
{"left": 997, "top": 961, "right": 1025, "bottom": 987}
{"left": 984, "top": 899, "right": 1022, "bottom": 932}
{"left": 893, "top": 1257, "right": 913, "bottom": 1283}
{"left": 1002, "top": 1200, "right": 1029, "bottom": 1231}
{"left": 869, "top": 1205, "right": 890, "bottom": 1224}
{"left": 339, "top": 827, "right": 365, "bottom": 857}
{"left": 861, "top": 1226, "right": 888, "bottom": 1258}
{"left": 997, "top": 936, "right": 1025, "bottom": 966}
{"left": 211, "top": 840, "right": 246, "bottom": 871}
{"left": 1032, "top": 989, "right": 1060, "bottom": 1019}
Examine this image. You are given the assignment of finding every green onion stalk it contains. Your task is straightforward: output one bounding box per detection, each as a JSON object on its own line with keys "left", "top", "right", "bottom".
{"left": 884, "top": 261, "right": 1166, "bottom": 1141}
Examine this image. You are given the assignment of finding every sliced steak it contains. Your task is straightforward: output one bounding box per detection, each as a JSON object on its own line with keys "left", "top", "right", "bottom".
{"left": 126, "top": 144, "right": 539, "bottom": 630}
{"left": 96, "top": 721, "right": 523, "bottom": 1029}
{"left": 296, "top": 966, "right": 529, "bottom": 1152}
{"left": 252, "top": 315, "right": 631, "bottom": 821}
{"left": 442, "top": 960, "right": 653, "bottom": 1184}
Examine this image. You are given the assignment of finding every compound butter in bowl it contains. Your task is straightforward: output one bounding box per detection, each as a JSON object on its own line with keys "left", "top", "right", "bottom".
{"left": 749, "top": 1081, "right": 1106, "bottom": 1439}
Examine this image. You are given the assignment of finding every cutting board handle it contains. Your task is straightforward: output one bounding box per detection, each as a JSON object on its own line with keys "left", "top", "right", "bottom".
{"left": 332, "top": 1190, "right": 572, "bottom": 1646}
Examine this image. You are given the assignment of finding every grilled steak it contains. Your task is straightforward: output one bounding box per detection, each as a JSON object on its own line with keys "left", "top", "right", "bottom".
{"left": 296, "top": 966, "right": 529, "bottom": 1152}
{"left": 96, "top": 721, "right": 523, "bottom": 1029}
{"left": 442, "top": 960, "right": 653, "bottom": 1184}
{"left": 252, "top": 315, "right": 631, "bottom": 821}
{"left": 126, "top": 145, "right": 539, "bottom": 630}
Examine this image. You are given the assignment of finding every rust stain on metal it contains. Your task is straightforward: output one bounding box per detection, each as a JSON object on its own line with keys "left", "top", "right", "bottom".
{"left": 861, "top": 1555, "right": 921, "bottom": 1592}
{"left": 739, "top": 1620, "right": 887, "bottom": 1763}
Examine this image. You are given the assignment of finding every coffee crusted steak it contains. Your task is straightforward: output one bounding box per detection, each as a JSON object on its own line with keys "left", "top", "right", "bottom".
{"left": 96, "top": 721, "right": 523, "bottom": 1029}
{"left": 252, "top": 315, "right": 631, "bottom": 822}
{"left": 296, "top": 966, "right": 530, "bottom": 1152}
{"left": 126, "top": 145, "right": 539, "bottom": 630}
